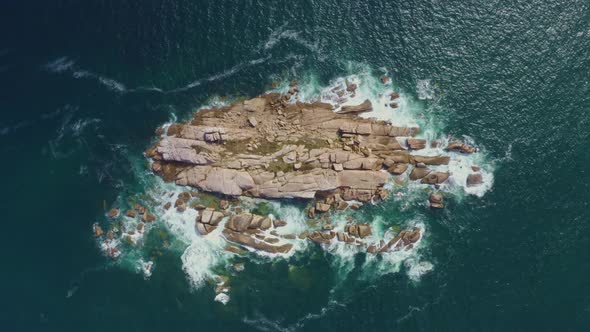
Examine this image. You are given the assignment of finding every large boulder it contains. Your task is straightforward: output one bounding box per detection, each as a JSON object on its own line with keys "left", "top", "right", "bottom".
{"left": 411, "top": 155, "right": 450, "bottom": 165}
{"left": 429, "top": 193, "right": 444, "bottom": 209}
{"left": 337, "top": 100, "right": 373, "bottom": 114}
{"left": 273, "top": 219, "right": 287, "bottom": 228}
{"left": 387, "top": 163, "right": 408, "bottom": 175}
{"left": 243, "top": 97, "right": 267, "bottom": 112}
{"left": 142, "top": 213, "right": 156, "bottom": 222}
{"left": 347, "top": 224, "right": 372, "bottom": 238}
{"left": 467, "top": 173, "right": 483, "bottom": 187}
{"left": 407, "top": 139, "right": 426, "bottom": 150}
{"left": 401, "top": 228, "right": 421, "bottom": 245}
{"left": 226, "top": 214, "right": 253, "bottom": 232}
{"left": 420, "top": 172, "right": 450, "bottom": 185}
{"left": 409, "top": 167, "right": 431, "bottom": 180}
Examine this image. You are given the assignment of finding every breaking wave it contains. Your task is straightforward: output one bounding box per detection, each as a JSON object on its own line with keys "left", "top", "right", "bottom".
{"left": 43, "top": 55, "right": 272, "bottom": 94}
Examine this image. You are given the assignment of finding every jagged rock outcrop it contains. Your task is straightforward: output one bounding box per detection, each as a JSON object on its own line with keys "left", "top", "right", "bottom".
{"left": 147, "top": 93, "right": 427, "bottom": 201}
{"left": 447, "top": 141, "right": 477, "bottom": 154}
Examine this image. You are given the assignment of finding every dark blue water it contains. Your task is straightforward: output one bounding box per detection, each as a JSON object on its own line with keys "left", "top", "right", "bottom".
{"left": 2, "top": 1, "right": 590, "bottom": 331}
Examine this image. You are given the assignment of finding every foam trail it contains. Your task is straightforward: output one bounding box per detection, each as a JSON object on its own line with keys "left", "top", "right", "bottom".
{"left": 43, "top": 54, "right": 272, "bottom": 95}
{"left": 171, "top": 55, "right": 271, "bottom": 93}
{"left": 44, "top": 57, "right": 75, "bottom": 73}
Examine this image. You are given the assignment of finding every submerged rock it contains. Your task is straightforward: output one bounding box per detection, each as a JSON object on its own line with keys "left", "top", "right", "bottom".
{"left": 107, "top": 208, "right": 120, "bottom": 219}
{"left": 93, "top": 224, "right": 104, "bottom": 237}
{"left": 429, "top": 192, "right": 444, "bottom": 209}
{"left": 315, "top": 203, "right": 331, "bottom": 212}
{"left": 411, "top": 155, "right": 450, "bottom": 165}
{"left": 347, "top": 224, "right": 372, "bottom": 239}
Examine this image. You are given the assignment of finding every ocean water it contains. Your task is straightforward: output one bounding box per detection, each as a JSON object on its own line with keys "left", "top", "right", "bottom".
{"left": 2, "top": 1, "right": 590, "bottom": 331}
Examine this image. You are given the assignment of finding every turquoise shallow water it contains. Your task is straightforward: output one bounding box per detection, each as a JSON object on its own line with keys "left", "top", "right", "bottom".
{"left": 2, "top": 1, "right": 590, "bottom": 331}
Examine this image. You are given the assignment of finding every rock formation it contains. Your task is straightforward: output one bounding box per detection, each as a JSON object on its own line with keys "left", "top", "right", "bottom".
{"left": 145, "top": 93, "right": 454, "bottom": 203}
{"left": 97, "top": 86, "right": 486, "bottom": 264}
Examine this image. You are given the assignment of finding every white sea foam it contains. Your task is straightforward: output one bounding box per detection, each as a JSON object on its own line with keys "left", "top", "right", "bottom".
{"left": 137, "top": 259, "right": 154, "bottom": 279}
{"left": 153, "top": 189, "right": 233, "bottom": 289}
{"left": 416, "top": 79, "right": 435, "bottom": 100}
{"left": 214, "top": 293, "right": 230, "bottom": 305}
{"left": 405, "top": 259, "right": 434, "bottom": 282}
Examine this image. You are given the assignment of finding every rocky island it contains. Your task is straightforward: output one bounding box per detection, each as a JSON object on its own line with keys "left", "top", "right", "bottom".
{"left": 92, "top": 79, "right": 488, "bottom": 305}
{"left": 122, "top": 82, "right": 481, "bottom": 256}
